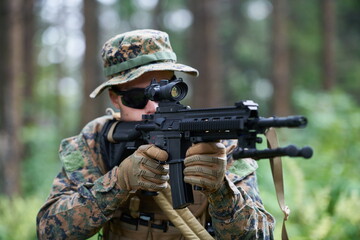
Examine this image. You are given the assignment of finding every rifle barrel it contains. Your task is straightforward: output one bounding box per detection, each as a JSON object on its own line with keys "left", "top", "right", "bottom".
{"left": 257, "top": 116, "right": 307, "bottom": 128}
{"left": 232, "top": 145, "right": 313, "bottom": 160}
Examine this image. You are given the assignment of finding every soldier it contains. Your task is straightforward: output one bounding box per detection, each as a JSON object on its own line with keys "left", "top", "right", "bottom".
{"left": 37, "top": 29, "right": 275, "bottom": 239}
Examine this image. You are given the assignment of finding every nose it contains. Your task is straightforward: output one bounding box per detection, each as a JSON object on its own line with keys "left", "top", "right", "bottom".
{"left": 144, "top": 100, "right": 158, "bottom": 114}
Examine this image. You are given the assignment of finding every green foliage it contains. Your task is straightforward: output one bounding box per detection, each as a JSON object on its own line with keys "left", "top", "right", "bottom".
{"left": 0, "top": 196, "right": 42, "bottom": 240}
{"left": 288, "top": 1, "right": 322, "bottom": 90}
{"left": 0, "top": 125, "right": 63, "bottom": 240}
{"left": 256, "top": 89, "right": 360, "bottom": 239}
{"left": 21, "top": 125, "right": 61, "bottom": 197}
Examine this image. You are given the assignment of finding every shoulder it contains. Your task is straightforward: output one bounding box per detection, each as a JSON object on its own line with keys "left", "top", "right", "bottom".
{"left": 82, "top": 115, "right": 114, "bottom": 137}
{"left": 226, "top": 158, "right": 258, "bottom": 184}
{"left": 222, "top": 139, "right": 259, "bottom": 184}
{"left": 59, "top": 115, "right": 112, "bottom": 156}
{"left": 58, "top": 115, "right": 114, "bottom": 181}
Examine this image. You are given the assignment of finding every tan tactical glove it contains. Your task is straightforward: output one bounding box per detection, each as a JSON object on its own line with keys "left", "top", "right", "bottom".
{"left": 117, "top": 144, "right": 169, "bottom": 192}
{"left": 184, "top": 142, "right": 227, "bottom": 194}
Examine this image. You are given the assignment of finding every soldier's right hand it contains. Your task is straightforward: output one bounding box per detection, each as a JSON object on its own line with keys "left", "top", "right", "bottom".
{"left": 117, "top": 144, "right": 169, "bottom": 192}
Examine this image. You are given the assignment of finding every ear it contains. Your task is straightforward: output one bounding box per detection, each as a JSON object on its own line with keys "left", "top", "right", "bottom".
{"left": 108, "top": 89, "right": 121, "bottom": 109}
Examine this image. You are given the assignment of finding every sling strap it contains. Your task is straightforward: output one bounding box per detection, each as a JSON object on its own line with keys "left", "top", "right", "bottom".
{"left": 265, "top": 128, "right": 290, "bottom": 240}
{"left": 153, "top": 186, "right": 214, "bottom": 240}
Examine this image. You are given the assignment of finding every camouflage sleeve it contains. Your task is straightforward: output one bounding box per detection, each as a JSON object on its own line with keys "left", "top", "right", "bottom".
{"left": 36, "top": 167, "right": 129, "bottom": 239}
{"left": 208, "top": 172, "right": 275, "bottom": 239}
{"left": 36, "top": 117, "right": 130, "bottom": 239}
{"left": 207, "top": 140, "right": 275, "bottom": 239}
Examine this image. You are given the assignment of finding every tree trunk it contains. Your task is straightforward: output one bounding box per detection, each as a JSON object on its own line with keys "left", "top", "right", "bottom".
{"left": 153, "top": 0, "right": 164, "bottom": 30}
{"left": 0, "top": 0, "right": 25, "bottom": 196}
{"left": 21, "top": 0, "right": 36, "bottom": 169}
{"left": 0, "top": 0, "right": 9, "bottom": 126}
{"left": 22, "top": 0, "right": 36, "bottom": 126}
{"left": 187, "top": 0, "right": 224, "bottom": 108}
{"left": 80, "top": 0, "right": 104, "bottom": 127}
{"left": 223, "top": 0, "right": 246, "bottom": 105}
{"left": 271, "top": 0, "right": 291, "bottom": 116}
{"left": 0, "top": 0, "right": 9, "bottom": 195}
{"left": 321, "top": 0, "right": 336, "bottom": 90}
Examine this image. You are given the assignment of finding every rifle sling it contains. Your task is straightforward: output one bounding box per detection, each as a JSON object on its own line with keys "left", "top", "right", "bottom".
{"left": 265, "top": 128, "right": 290, "bottom": 240}
{"left": 153, "top": 186, "right": 214, "bottom": 240}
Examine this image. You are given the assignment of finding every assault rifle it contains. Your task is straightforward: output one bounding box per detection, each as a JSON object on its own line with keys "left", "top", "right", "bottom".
{"left": 103, "top": 78, "right": 313, "bottom": 209}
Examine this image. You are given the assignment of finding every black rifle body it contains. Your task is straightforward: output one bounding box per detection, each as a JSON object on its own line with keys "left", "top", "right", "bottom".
{"left": 108, "top": 100, "right": 311, "bottom": 209}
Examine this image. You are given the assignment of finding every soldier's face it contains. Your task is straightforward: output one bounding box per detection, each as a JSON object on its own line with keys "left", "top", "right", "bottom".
{"left": 109, "top": 71, "right": 174, "bottom": 121}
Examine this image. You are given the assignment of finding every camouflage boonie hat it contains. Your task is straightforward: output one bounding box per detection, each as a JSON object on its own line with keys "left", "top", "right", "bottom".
{"left": 90, "top": 29, "right": 199, "bottom": 98}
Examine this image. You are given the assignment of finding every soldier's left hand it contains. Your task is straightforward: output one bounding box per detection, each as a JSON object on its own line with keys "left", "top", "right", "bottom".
{"left": 184, "top": 142, "right": 226, "bottom": 194}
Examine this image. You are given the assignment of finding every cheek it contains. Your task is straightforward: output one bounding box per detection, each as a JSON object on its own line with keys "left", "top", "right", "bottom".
{"left": 120, "top": 106, "right": 144, "bottom": 121}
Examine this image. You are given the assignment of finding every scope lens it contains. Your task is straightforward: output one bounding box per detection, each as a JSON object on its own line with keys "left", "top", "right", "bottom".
{"left": 171, "top": 86, "right": 181, "bottom": 98}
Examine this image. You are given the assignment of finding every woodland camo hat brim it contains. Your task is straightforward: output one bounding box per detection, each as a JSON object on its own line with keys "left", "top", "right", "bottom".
{"left": 90, "top": 29, "right": 199, "bottom": 98}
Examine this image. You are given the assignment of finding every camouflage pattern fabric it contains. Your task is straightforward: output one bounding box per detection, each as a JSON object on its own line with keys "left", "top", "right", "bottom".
{"left": 37, "top": 116, "right": 275, "bottom": 239}
{"left": 90, "top": 29, "right": 198, "bottom": 98}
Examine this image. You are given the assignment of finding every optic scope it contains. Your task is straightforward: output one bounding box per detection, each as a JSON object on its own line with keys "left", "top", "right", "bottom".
{"left": 145, "top": 78, "right": 188, "bottom": 102}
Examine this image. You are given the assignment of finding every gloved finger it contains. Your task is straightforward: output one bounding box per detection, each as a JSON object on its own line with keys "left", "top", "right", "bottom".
{"left": 138, "top": 145, "right": 168, "bottom": 162}
{"left": 226, "top": 144, "right": 237, "bottom": 155}
{"left": 140, "top": 157, "right": 169, "bottom": 174}
{"left": 186, "top": 142, "right": 226, "bottom": 157}
{"left": 184, "top": 176, "right": 218, "bottom": 190}
{"left": 138, "top": 181, "right": 168, "bottom": 192}
{"left": 184, "top": 155, "right": 225, "bottom": 167}
{"left": 136, "top": 168, "right": 170, "bottom": 182}
{"left": 141, "top": 174, "right": 169, "bottom": 185}
{"left": 183, "top": 166, "right": 223, "bottom": 179}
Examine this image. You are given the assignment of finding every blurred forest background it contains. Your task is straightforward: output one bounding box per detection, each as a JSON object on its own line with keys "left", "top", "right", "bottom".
{"left": 0, "top": 0, "right": 359, "bottom": 239}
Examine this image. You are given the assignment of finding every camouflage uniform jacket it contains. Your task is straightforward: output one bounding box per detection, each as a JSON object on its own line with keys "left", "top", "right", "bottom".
{"left": 37, "top": 115, "right": 275, "bottom": 240}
